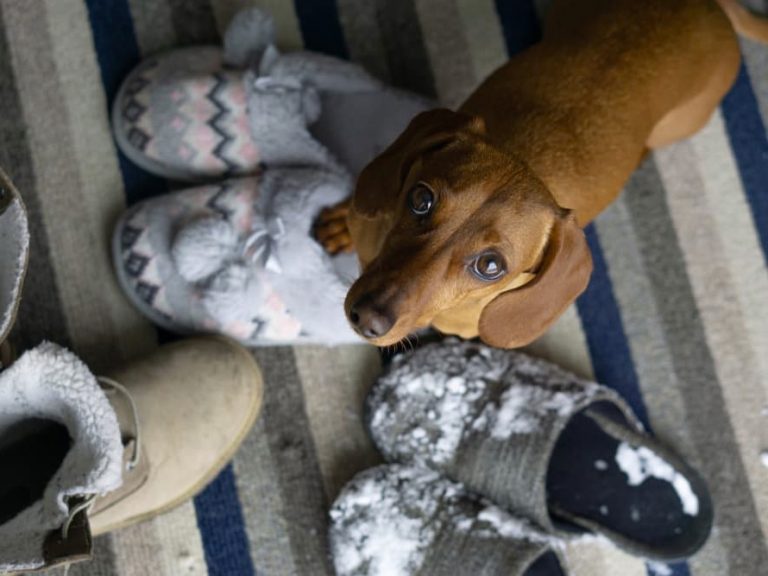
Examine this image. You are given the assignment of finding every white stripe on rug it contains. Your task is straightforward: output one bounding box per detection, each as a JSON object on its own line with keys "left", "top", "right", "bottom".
{"left": 656, "top": 126, "right": 768, "bottom": 539}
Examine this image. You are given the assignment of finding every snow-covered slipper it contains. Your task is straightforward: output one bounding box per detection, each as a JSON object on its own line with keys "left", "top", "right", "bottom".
{"left": 0, "top": 168, "right": 29, "bottom": 350}
{"left": 112, "top": 8, "right": 431, "bottom": 181}
{"left": 367, "top": 339, "right": 713, "bottom": 561}
{"left": 112, "top": 168, "right": 363, "bottom": 345}
{"left": 330, "top": 464, "right": 567, "bottom": 576}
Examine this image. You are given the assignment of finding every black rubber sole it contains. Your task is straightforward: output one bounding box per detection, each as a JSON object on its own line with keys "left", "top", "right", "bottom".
{"left": 546, "top": 402, "right": 713, "bottom": 559}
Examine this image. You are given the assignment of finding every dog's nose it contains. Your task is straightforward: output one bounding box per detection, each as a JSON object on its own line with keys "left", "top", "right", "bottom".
{"left": 349, "top": 296, "right": 394, "bottom": 339}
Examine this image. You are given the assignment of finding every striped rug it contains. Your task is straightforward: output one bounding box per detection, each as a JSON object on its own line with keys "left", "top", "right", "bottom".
{"left": 0, "top": 0, "right": 766, "bottom": 575}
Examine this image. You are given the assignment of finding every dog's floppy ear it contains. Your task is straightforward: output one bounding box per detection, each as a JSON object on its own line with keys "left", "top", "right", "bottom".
{"left": 353, "top": 109, "right": 484, "bottom": 218}
{"left": 478, "top": 212, "right": 593, "bottom": 348}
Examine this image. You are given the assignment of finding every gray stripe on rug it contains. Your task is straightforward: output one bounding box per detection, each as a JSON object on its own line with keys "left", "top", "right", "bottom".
{"left": 127, "top": 0, "right": 178, "bottom": 54}
{"left": 44, "top": 534, "right": 119, "bottom": 576}
{"left": 740, "top": 38, "right": 768, "bottom": 127}
{"left": 234, "top": 417, "right": 301, "bottom": 576}
{"left": 167, "top": 0, "right": 220, "bottom": 45}
{"left": 335, "top": 0, "right": 391, "bottom": 82}
{"left": 0, "top": 0, "right": 70, "bottom": 352}
{"left": 248, "top": 346, "right": 334, "bottom": 576}
{"left": 413, "top": 0, "right": 477, "bottom": 107}
{"left": 624, "top": 158, "right": 768, "bottom": 574}
{"left": 292, "top": 345, "right": 383, "bottom": 502}
{"left": 368, "top": 0, "right": 438, "bottom": 97}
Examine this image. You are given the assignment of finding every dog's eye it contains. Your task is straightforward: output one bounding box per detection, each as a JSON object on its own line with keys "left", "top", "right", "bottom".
{"left": 471, "top": 252, "right": 506, "bottom": 281}
{"left": 408, "top": 184, "right": 435, "bottom": 216}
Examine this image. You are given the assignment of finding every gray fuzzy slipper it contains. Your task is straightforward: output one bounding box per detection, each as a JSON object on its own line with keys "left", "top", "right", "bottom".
{"left": 112, "top": 8, "right": 431, "bottom": 182}
{"left": 329, "top": 464, "right": 567, "bottom": 576}
{"left": 113, "top": 169, "right": 363, "bottom": 345}
{"left": 0, "top": 169, "right": 29, "bottom": 356}
{"left": 367, "top": 339, "right": 713, "bottom": 561}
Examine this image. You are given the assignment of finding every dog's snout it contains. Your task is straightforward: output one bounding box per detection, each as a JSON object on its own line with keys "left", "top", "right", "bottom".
{"left": 349, "top": 295, "right": 394, "bottom": 339}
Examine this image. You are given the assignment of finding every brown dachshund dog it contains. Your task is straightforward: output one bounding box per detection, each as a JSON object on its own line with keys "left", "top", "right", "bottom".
{"left": 315, "top": 0, "right": 767, "bottom": 348}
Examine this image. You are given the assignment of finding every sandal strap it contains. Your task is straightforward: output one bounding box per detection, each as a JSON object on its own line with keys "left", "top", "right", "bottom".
{"left": 450, "top": 376, "right": 638, "bottom": 531}
{"left": 422, "top": 516, "right": 559, "bottom": 576}
{"left": 368, "top": 340, "right": 642, "bottom": 532}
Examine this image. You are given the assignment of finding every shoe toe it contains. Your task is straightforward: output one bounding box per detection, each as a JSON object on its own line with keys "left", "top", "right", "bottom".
{"left": 91, "top": 336, "right": 262, "bottom": 534}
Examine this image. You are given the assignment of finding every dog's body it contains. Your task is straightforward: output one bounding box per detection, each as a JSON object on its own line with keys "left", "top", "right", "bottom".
{"left": 316, "top": 0, "right": 765, "bottom": 348}
{"left": 462, "top": 0, "right": 739, "bottom": 225}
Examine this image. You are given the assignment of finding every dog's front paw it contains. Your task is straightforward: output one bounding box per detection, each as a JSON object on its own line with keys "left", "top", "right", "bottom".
{"left": 313, "top": 199, "right": 354, "bottom": 254}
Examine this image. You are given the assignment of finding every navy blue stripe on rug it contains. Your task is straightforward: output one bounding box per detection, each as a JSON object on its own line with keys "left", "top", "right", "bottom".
{"left": 84, "top": 0, "right": 166, "bottom": 206}
{"left": 194, "top": 464, "right": 256, "bottom": 576}
{"left": 577, "top": 226, "right": 689, "bottom": 576}
{"left": 493, "top": 3, "right": 688, "bottom": 574}
{"left": 293, "top": 0, "right": 348, "bottom": 58}
{"left": 576, "top": 226, "right": 651, "bottom": 429}
{"left": 721, "top": 62, "right": 768, "bottom": 266}
{"left": 494, "top": 0, "right": 542, "bottom": 54}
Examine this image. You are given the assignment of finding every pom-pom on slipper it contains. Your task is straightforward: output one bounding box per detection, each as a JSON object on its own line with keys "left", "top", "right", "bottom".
{"left": 367, "top": 339, "right": 713, "bottom": 561}
{"left": 329, "top": 464, "right": 568, "bottom": 576}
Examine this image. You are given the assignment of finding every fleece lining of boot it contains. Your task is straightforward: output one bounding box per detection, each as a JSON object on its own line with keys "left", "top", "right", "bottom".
{"left": 0, "top": 343, "right": 123, "bottom": 571}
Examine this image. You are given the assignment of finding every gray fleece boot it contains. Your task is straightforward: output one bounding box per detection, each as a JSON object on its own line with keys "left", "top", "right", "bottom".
{"left": 0, "top": 337, "right": 263, "bottom": 573}
{"left": 0, "top": 343, "right": 124, "bottom": 572}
